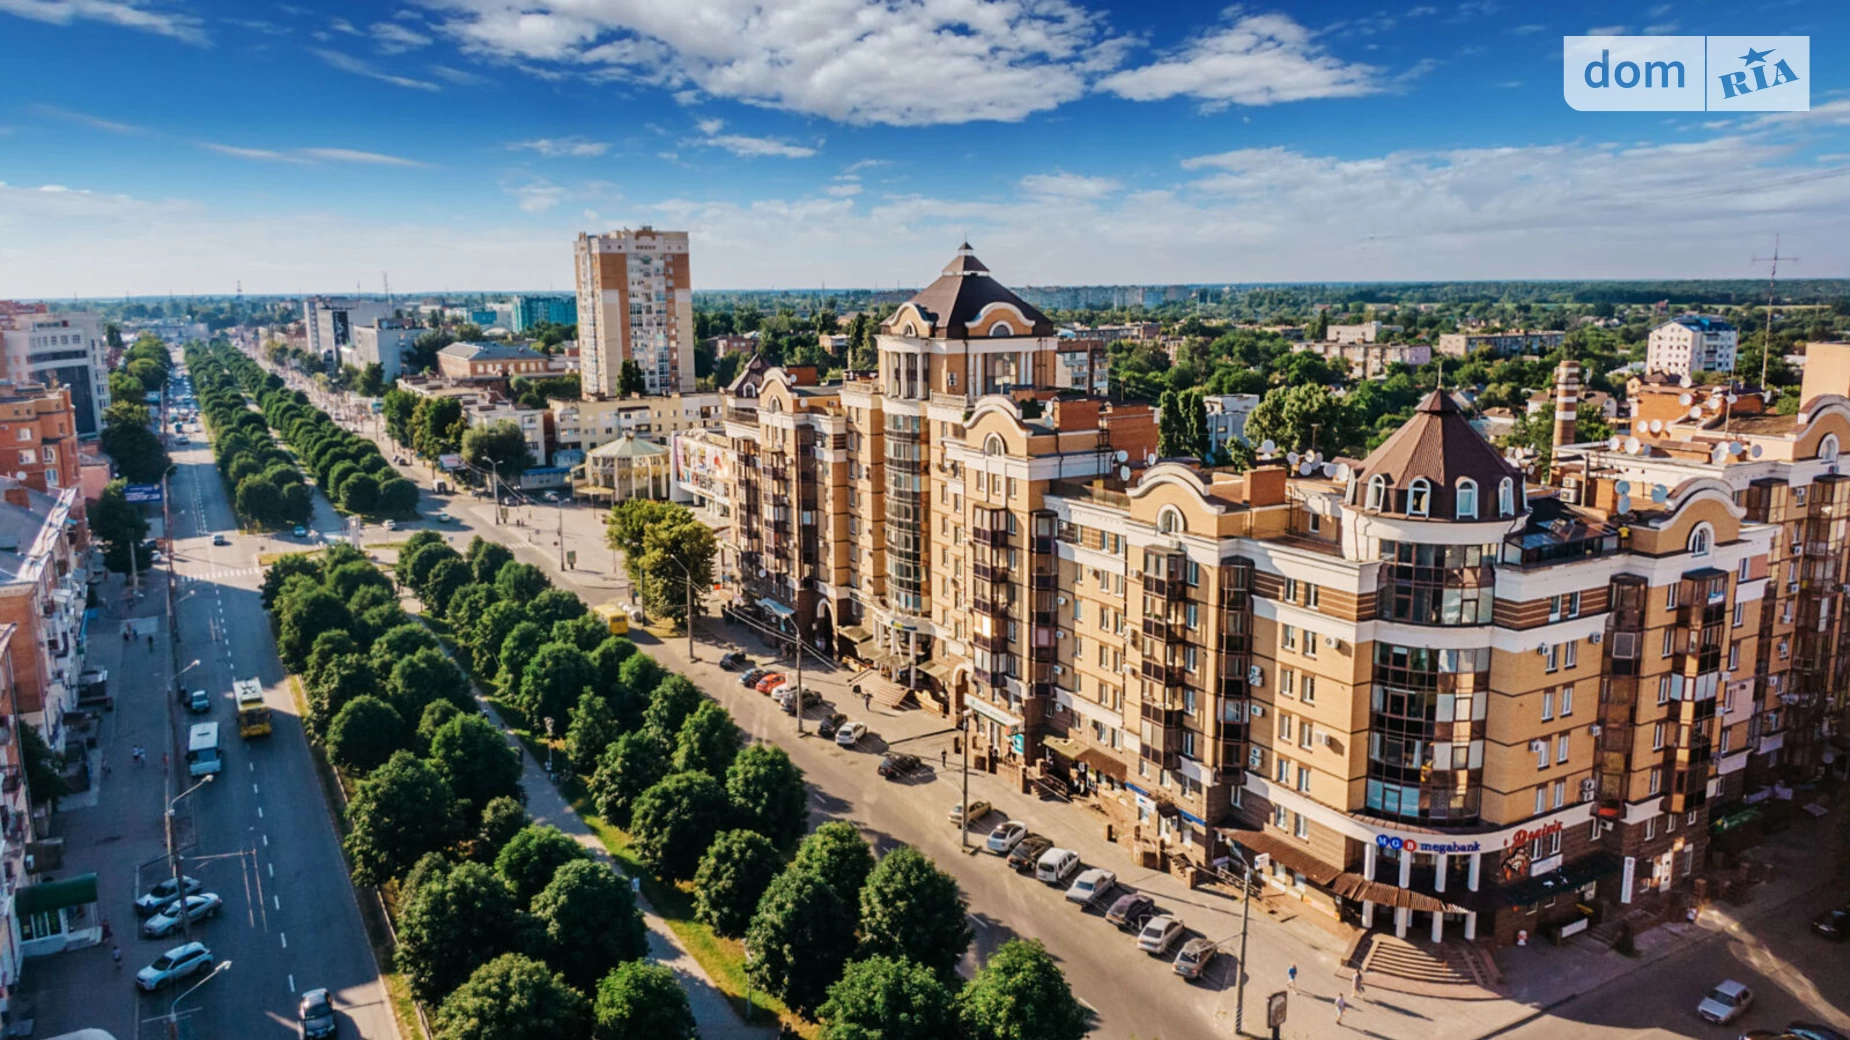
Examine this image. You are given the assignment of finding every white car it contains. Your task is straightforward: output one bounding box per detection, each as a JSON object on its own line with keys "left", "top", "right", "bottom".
{"left": 985, "top": 820, "right": 1028, "bottom": 855}
{"left": 834, "top": 721, "right": 868, "bottom": 746}
{"left": 1696, "top": 979, "right": 1754, "bottom": 1024}
{"left": 1035, "top": 847, "right": 1081, "bottom": 884}
{"left": 1065, "top": 868, "right": 1118, "bottom": 906}
{"left": 1137, "top": 915, "right": 1185, "bottom": 955}
{"left": 134, "top": 875, "right": 202, "bottom": 916}
{"left": 136, "top": 941, "right": 214, "bottom": 991}
{"left": 382, "top": 519, "right": 397, "bottom": 530}
{"left": 142, "top": 892, "right": 223, "bottom": 938}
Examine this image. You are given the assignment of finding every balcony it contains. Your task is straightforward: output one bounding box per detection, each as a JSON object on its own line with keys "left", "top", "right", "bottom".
{"left": 973, "top": 596, "right": 1009, "bottom": 618}
{"left": 1140, "top": 660, "right": 1187, "bottom": 687}
{"left": 973, "top": 631, "right": 1009, "bottom": 653}
{"left": 973, "top": 526, "right": 1010, "bottom": 549}
{"left": 1145, "top": 574, "right": 1188, "bottom": 600}
{"left": 1141, "top": 615, "right": 1187, "bottom": 642}
{"left": 973, "top": 561, "right": 1011, "bottom": 584}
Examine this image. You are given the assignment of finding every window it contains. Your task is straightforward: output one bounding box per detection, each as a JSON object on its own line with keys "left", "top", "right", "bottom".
{"left": 1649, "top": 767, "right": 1663, "bottom": 795}
{"left": 1652, "top": 721, "right": 1666, "bottom": 750}
{"left": 1274, "top": 755, "right": 1289, "bottom": 783}
{"left": 1296, "top": 764, "right": 1311, "bottom": 793}
{"left": 1499, "top": 478, "right": 1515, "bottom": 516}
{"left": 1688, "top": 524, "right": 1712, "bottom": 557}
{"left": 1456, "top": 478, "right": 1478, "bottom": 519}
{"left": 1367, "top": 474, "right": 1388, "bottom": 510}
{"left": 1535, "top": 786, "right": 1546, "bottom": 814}
{"left": 1556, "top": 733, "right": 1570, "bottom": 764}
{"left": 1535, "top": 741, "right": 1549, "bottom": 770}
{"left": 1645, "top": 816, "right": 1657, "bottom": 840}
{"left": 1543, "top": 644, "right": 1559, "bottom": 673}
{"left": 1157, "top": 506, "right": 1185, "bottom": 535}
{"left": 1662, "top": 630, "right": 1676, "bottom": 657}
{"left": 1406, "top": 478, "right": 1432, "bottom": 517}
{"left": 1666, "top": 582, "right": 1680, "bottom": 609}
{"left": 1727, "top": 643, "right": 1739, "bottom": 671}
{"left": 1552, "top": 779, "right": 1566, "bottom": 809}
{"left": 1564, "top": 641, "right": 1577, "bottom": 669}
{"left": 1560, "top": 684, "right": 1573, "bottom": 717}
{"left": 1733, "top": 602, "right": 1745, "bottom": 628}
{"left": 1283, "top": 577, "right": 1298, "bottom": 602}
{"left": 1822, "top": 433, "right": 1840, "bottom": 461}
{"left": 1280, "top": 669, "right": 1295, "bottom": 697}
{"left": 1303, "top": 632, "right": 1318, "bottom": 659}
{"left": 1299, "top": 721, "right": 1314, "bottom": 749}
{"left": 1274, "top": 804, "right": 1289, "bottom": 829}
{"left": 1282, "top": 625, "right": 1297, "bottom": 651}
{"left": 1306, "top": 585, "right": 1320, "bottom": 608}
{"left": 1278, "top": 713, "right": 1292, "bottom": 741}
{"left": 1542, "top": 689, "right": 1555, "bottom": 721}
{"left": 1737, "top": 557, "right": 1750, "bottom": 582}
{"left": 1301, "top": 675, "right": 1316, "bottom": 704}
{"left": 1294, "top": 812, "right": 1309, "bottom": 840}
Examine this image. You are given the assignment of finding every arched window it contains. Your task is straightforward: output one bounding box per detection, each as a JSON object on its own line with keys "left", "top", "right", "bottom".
{"left": 1688, "top": 523, "right": 1713, "bottom": 557}
{"left": 984, "top": 434, "right": 1005, "bottom": 457}
{"left": 1498, "top": 478, "right": 1515, "bottom": 517}
{"left": 1822, "top": 434, "right": 1840, "bottom": 462}
{"left": 1158, "top": 506, "right": 1186, "bottom": 535}
{"left": 988, "top": 323, "right": 1013, "bottom": 338}
{"left": 1367, "top": 474, "right": 1388, "bottom": 510}
{"left": 1455, "top": 478, "right": 1478, "bottom": 520}
{"left": 1406, "top": 478, "right": 1432, "bottom": 517}
{"left": 902, "top": 322, "right": 919, "bottom": 338}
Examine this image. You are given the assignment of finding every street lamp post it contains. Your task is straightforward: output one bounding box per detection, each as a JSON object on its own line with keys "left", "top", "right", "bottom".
{"left": 959, "top": 709, "right": 973, "bottom": 850}
{"left": 1231, "top": 848, "right": 1254, "bottom": 1036}
{"left": 168, "top": 959, "right": 231, "bottom": 1040}
{"left": 662, "top": 554, "right": 699, "bottom": 663}
{"left": 166, "top": 775, "right": 215, "bottom": 942}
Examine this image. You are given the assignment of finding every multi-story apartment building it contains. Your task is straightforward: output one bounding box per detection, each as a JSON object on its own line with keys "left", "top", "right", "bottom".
{"left": 0, "top": 308, "right": 109, "bottom": 438}
{"left": 0, "top": 622, "right": 31, "bottom": 1021}
{"left": 1295, "top": 340, "right": 1433, "bottom": 378}
{"left": 0, "top": 382, "right": 83, "bottom": 499}
{"left": 718, "top": 256, "right": 1833, "bottom": 951}
{"left": 1645, "top": 315, "right": 1738, "bottom": 377}
{"left": 574, "top": 227, "right": 694, "bottom": 397}
{"left": 346, "top": 320, "right": 418, "bottom": 382}
{"left": 303, "top": 297, "right": 393, "bottom": 370}
{"left": 512, "top": 295, "right": 578, "bottom": 333}
{"left": 1326, "top": 322, "right": 1400, "bottom": 345}
{"left": 0, "top": 483, "right": 87, "bottom": 751}
{"left": 1437, "top": 330, "right": 1567, "bottom": 358}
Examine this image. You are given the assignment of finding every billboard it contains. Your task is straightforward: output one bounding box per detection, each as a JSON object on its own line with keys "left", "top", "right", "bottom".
{"left": 124, "top": 484, "right": 163, "bottom": 503}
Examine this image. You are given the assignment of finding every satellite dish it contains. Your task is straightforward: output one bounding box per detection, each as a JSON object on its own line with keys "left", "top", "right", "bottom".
{"left": 1729, "top": 441, "right": 1744, "bottom": 456}
{"left": 1750, "top": 445, "right": 1764, "bottom": 459}
{"left": 1146, "top": 452, "right": 1157, "bottom": 466}
{"left": 1679, "top": 394, "right": 1693, "bottom": 406}
{"left": 1307, "top": 451, "right": 1322, "bottom": 464}
{"left": 1624, "top": 436, "right": 1641, "bottom": 454}
{"left": 1649, "top": 419, "right": 1663, "bottom": 433}
{"left": 1286, "top": 451, "right": 1301, "bottom": 465}
{"left": 1260, "top": 439, "right": 1276, "bottom": 455}
{"left": 1298, "top": 462, "right": 1314, "bottom": 476}
{"left": 1726, "top": 393, "right": 1739, "bottom": 404}
{"left": 1615, "top": 480, "right": 1632, "bottom": 495}
{"left": 1679, "top": 376, "right": 1694, "bottom": 388}
{"left": 1651, "top": 484, "right": 1669, "bottom": 503}
{"left": 1608, "top": 436, "right": 1623, "bottom": 451}
{"left": 1616, "top": 495, "right": 1632, "bottom": 514}
{"left": 1115, "top": 449, "right": 1128, "bottom": 463}
{"left": 1320, "top": 462, "right": 1336, "bottom": 477}
{"left": 1711, "top": 445, "right": 1729, "bottom": 465}
{"left": 1118, "top": 465, "right": 1131, "bottom": 481}
{"left": 1763, "top": 391, "right": 1776, "bottom": 404}
{"left": 1334, "top": 463, "right": 1352, "bottom": 482}
{"left": 1689, "top": 407, "right": 1703, "bottom": 419}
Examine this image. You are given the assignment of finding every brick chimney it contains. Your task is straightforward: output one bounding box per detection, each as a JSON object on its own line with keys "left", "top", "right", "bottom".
{"left": 1552, "top": 359, "right": 1583, "bottom": 450}
{"left": 2, "top": 485, "right": 28, "bottom": 509}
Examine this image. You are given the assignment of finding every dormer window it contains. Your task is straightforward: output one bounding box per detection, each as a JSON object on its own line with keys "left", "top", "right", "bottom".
{"left": 1366, "top": 474, "right": 1388, "bottom": 511}
{"left": 1455, "top": 478, "right": 1478, "bottom": 519}
{"left": 1688, "top": 523, "right": 1712, "bottom": 557}
{"left": 1499, "top": 478, "right": 1515, "bottom": 517}
{"left": 984, "top": 434, "right": 1005, "bottom": 457}
{"left": 1406, "top": 478, "right": 1432, "bottom": 517}
{"left": 988, "top": 323, "right": 1012, "bottom": 338}
{"left": 1158, "top": 506, "right": 1185, "bottom": 535}
{"left": 1822, "top": 434, "right": 1840, "bottom": 462}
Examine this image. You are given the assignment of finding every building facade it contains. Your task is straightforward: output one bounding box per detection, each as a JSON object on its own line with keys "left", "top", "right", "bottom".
{"left": 303, "top": 298, "right": 393, "bottom": 369}
{"left": 513, "top": 295, "right": 577, "bottom": 333}
{"left": 435, "top": 342, "right": 563, "bottom": 382}
{"left": 346, "top": 320, "right": 418, "bottom": 382}
{"left": 1646, "top": 316, "right": 1739, "bottom": 378}
{"left": 548, "top": 392, "right": 723, "bottom": 457}
{"left": 1295, "top": 340, "right": 1433, "bottom": 378}
{"left": 0, "top": 308, "right": 108, "bottom": 439}
{"left": 1437, "top": 331, "right": 1567, "bottom": 358}
{"left": 574, "top": 227, "right": 695, "bottom": 397}
{"left": 0, "top": 484, "right": 86, "bottom": 752}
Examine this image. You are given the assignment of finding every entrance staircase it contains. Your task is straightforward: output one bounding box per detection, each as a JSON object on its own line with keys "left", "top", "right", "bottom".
{"left": 1357, "top": 934, "right": 1501, "bottom": 999}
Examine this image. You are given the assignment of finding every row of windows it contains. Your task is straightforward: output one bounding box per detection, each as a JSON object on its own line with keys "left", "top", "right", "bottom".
{"left": 1363, "top": 473, "right": 1517, "bottom": 518}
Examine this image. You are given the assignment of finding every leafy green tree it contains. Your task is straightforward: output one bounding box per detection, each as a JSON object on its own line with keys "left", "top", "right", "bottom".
{"left": 371, "top": 622, "right": 441, "bottom": 673}
{"left": 91, "top": 480, "right": 149, "bottom": 574}
{"left": 744, "top": 866, "right": 858, "bottom": 1016}
{"left": 858, "top": 847, "right": 972, "bottom": 981}
{"left": 462, "top": 421, "right": 534, "bottom": 482}
{"left": 277, "top": 586, "right": 352, "bottom": 670}
{"left": 476, "top": 795, "right": 529, "bottom": 863}
{"left": 958, "top": 939, "right": 1089, "bottom": 1040}
{"left": 305, "top": 653, "right": 374, "bottom": 739}
{"left": 592, "top": 962, "right": 696, "bottom": 1040}
{"left": 553, "top": 613, "right": 609, "bottom": 653}
{"left": 406, "top": 541, "right": 463, "bottom": 595}
{"left": 637, "top": 514, "right": 716, "bottom": 626}
{"left": 325, "top": 696, "right": 406, "bottom": 776}
{"left": 818, "top": 955, "right": 958, "bottom": 1040}
{"left": 726, "top": 744, "right": 809, "bottom": 850}
{"left": 20, "top": 723, "right": 66, "bottom": 809}
{"left": 590, "top": 731, "right": 670, "bottom": 826}
{"left": 418, "top": 700, "right": 463, "bottom": 753}
{"left": 472, "top": 601, "right": 533, "bottom": 674}
{"left": 1244, "top": 382, "right": 1363, "bottom": 458}
{"left": 604, "top": 499, "right": 678, "bottom": 564}
{"left": 341, "top": 471, "right": 381, "bottom": 513}
{"left": 494, "top": 824, "right": 591, "bottom": 907}
{"left": 445, "top": 582, "right": 498, "bottom": 635}
{"left": 469, "top": 538, "right": 515, "bottom": 584}
{"left": 642, "top": 673, "right": 699, "bottom": 740}
{"left": 494, "top": 562, "right": 549, "bottom": 603}
{"left": 304, "top": 628, "right": 360, "bottom": 686}
{"left": 379, "top": 476, "right": 420, "bottom": 516}
{"left": 431, "top": 954, "right": 589, "bottom": 1040}
{"left": 629, "top": 771, "right": 728, "bottom": 882}
{"left": 590, "top": 638, "right": 642, "bottom": 724}
{"left": 399, "top": 860, "right": 529, "bottom": 1003}
{"left": 564, "top": 690, "right": 620, "bottom": 775}
{"left": 325, "top": 559, "right": 391, "bottom": 603}
{"left": 531, "top": 860, "right": 648, "bottom": 992}
{"left": 100, "top": 417, "right": 169, "bottom": 484}
{"left": 429, "top": 714, "right": 524, "bottom": 821}
{"left": 617, "top": 359, "right": 646, "bottom": 395}
{"left": 529, "top": 587, "right": 587, "bottom": 628}
{"left": 261, "top": 553, "right": 323, "bottom": 609}
{"left": 496, "top": 622, "right": 549, "bottom": 696}
{"left": 793, "top": 821, "right": 874, "bottom": 906}
{"left": 423, "top": 556, "right": 472, "bottom": 615}
{"left": 693, "top": 829, "right": 783, "bottom": 937}
{"left": 516, "top": 643, "right": 595, "bottom": 724}
{"left": 344, "top": 750, "right": 461, "bottom": 886}
{"left": 672, "top": 702, "right": 740, "bottom": 776}
{"left": 387, "top": 647, "right": 472, "bottom": 722}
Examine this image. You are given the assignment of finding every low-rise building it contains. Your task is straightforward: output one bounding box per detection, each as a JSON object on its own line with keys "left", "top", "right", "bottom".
{"left": 512, "top": 295, "right": 577, "bottom": 332}
{"left": 1203, "top": 394, "right": 1261, "bottom": 455}
{"left": 548, "top": 392, "right": 724, "bottom": 456}
{"left": 1646, "top": 315, "right": 1739, "bottom": 378}
{"left": 345, "top": 320, "right": 419, "bottom": 382}
{"left": 1326, "top": 321, "right": 1400, "bottom": 344}
{"left": 1437, "top": 330, "right": 1567, "bottom": 358}
{"left": 436, "top": 341, "right": 566, "bottom": 382}
{"left": 1295, "top": 340, "right": 1432, "bottom": 377}
{"left": 576, "top": 434, "right": 673, "bottom": 501}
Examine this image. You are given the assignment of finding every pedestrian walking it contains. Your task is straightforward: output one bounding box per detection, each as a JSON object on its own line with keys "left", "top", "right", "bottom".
{"left": 863, "top": 690, "right": 872, "bottom": 712}
{"left": 1353, "top": 971, "right": 1365, "bottom": 998}
{"left": 941, "top": 748, "right": 948, "bottom": 769}
{"left": 1287, "top": 963, "right": 1298, "bottom": 991}
{"left": 111, "top": 945, "right": 122, "bottom": 971}
{"left": 1335, "top": 993, "right": 1348, "bottom": 1024}
{"left": 101, "top": 756, "right": 110, "bottom": 777}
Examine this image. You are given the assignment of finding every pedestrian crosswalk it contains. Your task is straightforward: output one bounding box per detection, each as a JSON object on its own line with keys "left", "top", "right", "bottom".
{"left": 178, "top": 566, "right": 263, "bottom": 583}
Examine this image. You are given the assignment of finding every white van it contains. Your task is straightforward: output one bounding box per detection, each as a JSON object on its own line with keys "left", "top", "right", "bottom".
{"left": 1035, "top": 847, "right": 1080, "bottom": 884}
{"left": 186, "top": 722, "right": 222, "bottom": 777}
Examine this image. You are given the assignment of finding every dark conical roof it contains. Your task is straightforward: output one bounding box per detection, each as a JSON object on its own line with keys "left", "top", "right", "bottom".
{"left": 1357, "top": 391, "right": 1524, "bottom": 520}
{"left": 885, "top": 245, "right": 1051, "bottom": 339}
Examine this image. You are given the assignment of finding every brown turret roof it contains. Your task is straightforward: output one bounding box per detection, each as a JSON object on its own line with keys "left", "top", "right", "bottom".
{"left": 884, "top": 245, "right": 1052, "bottom": 340}
{"left": 1357, "top": 391, "right": 1524, "bottom": 520}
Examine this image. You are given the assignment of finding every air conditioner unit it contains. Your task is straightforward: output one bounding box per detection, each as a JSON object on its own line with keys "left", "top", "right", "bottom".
{"left": 1537, "top": 644, "right": 1550, "bottom": 656}
{"left": 1589, "top": 724, "right": 1602, "bottom": 736}
{"left": 1057, "top": 630, "right": 1067, "bottom": 639}
{"left": 1589, "top": 632, "right": 1603, "bottom": 645}
{"left": 1323, "top": 633, "right": 1340, "bottom": 648}
{"left": 1528, "top": 738, "right": 1546, "bottom": 752}
{"left": 1056, "top": 596, "right": 1068, "bottom": 605}
{"left": 1316, "top": 732, "right": 1333, "bottom": 747}
{"left": 1247, "top": 665, "right": 1264, "bottom": 687}
{"left": 1053, "top": 665, "right": 1064, "bottom": 675}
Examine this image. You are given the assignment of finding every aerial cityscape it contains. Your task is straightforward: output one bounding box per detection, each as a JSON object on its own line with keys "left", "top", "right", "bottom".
{"left": 0, "top": 2, "right": 1847, "bottom": 1040}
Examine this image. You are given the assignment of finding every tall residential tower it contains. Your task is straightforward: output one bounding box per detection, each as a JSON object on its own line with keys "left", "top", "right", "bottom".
{"left": 574, "top": 227, "right": 694, "bottom": 397}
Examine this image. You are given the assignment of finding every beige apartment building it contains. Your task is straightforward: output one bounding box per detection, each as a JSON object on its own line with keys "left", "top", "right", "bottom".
{"left": 719, "top": 250, "right": 1839, "bottom": 949}
{"left": 574, "top": 227, "right": 695, "bottom": 397}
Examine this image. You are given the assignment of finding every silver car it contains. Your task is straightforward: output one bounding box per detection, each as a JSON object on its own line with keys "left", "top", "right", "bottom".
{"left": 136, "top": 942, "right": 214, "bottom": 991}
{"left": 134, "top": 876, "right": 202, "bottom": 916}
{"left": 1137, "top": 915, "right": 1184, "bottom": 955}
{"left": 142, "top": 892, "right": 223, "bottom": 938}
{"left": 985, "top": 820, "right": 1028, "bottom": 854}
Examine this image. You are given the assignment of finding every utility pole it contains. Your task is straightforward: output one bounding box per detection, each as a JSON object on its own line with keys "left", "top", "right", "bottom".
{"left": 959, "top": 709, "right": 972, "bottom": 850}
{"left": 1751, "top": 236, "right": 1799, "bottom": 393}
{"left": 1232, "top": 850, "right": 1254, "bottom": 1035}
{"left": 556, "top": 499, "right": 565, "bottom": 571}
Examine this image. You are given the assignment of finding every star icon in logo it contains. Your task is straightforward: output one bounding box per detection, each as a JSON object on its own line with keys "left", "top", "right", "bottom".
{"left": 1739, "top": 46, "right": 1775, "bottom": 66}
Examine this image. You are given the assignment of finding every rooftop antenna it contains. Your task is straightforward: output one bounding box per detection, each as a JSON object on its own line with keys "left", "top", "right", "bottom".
{"left": 1751, "top": 235, "right": 1798, "bottom": 393}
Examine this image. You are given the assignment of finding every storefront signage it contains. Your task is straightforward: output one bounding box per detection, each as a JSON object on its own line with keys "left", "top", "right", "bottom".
{"left": 1373, "top": 834, "right": 1482, "bottom": 855}
{"left": 1506, "top": 820, "right": 1564, "bottom": 850}
{"left": 1620, "top": 855, "right": 1636, "bottom": 903}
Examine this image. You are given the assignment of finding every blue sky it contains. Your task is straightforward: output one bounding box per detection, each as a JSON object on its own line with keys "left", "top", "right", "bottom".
{"left": 0, "top": 0, "right": 1845, "bottom": 296}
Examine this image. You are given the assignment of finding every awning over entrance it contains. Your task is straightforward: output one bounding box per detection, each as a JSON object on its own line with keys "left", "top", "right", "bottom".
{"left": 919, "top": 659, "right": 956, "bottom": 686}
{"left": 1495, "top": 852, "right": 1622, "bottom": 907}
{"left": 1041, "top": 734, "right": 1081, "bottom": 760}
{"left": 1221, "top": 828, "right": 1343, "bottom": 887}
{"left": 1329, "top": 874, "right": 1473, "bottom": 914}
{"left": 837, "top": 625, "right": 872, "bottom": 645}
{"left": 758, "top": 598, "right": 796, "bottom": 619}
{"left": 16, "top": 872, "right": 98, "bottom": 916}
{"left": 1076, "top": 747, "right": 1128, "bottom": 782}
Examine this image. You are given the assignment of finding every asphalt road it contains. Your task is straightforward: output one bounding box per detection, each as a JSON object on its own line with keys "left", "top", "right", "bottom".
{"left": 137, "top": 374, "right": 396, "bottom": 1039}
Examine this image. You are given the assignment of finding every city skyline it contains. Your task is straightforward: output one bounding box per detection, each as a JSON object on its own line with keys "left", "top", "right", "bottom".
{"left": 0, "top": 0, "right": 1846, "bottom": 296}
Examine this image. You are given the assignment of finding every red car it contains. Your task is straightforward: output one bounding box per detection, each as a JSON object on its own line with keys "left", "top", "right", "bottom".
{"left": 755, "top": 673, "right": 788, "bottom": 695}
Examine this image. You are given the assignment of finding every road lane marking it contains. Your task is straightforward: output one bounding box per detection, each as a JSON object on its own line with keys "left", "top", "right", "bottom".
{"left": 268, "top": 862, "right": 274, "bottom": 878}
{"left": 253, "top": 783, "right": 259, "bottom": 795}
{"left": 257, "top": 806, "right": 263, "bottom": 819}
{"left": 288, "top": 974, "right": 295, "bottom": 993}
{"left": 273, "top": 895, "right": 281, "bottom": 911}
{"left": 280, "top": 931, "right": 287, "bottom": 948}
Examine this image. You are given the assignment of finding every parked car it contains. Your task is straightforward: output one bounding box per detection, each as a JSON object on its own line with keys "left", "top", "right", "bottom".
{"left": 1786, "top": 1025, "right": 1850, "bottom": 1040}
{"left": 292, "top": 525, "right": 308, "bottom": 537}
{"left": 299, "top": 987, "right": 337, "bottom": 1038}
{"left": 950, "top": 800, "right": 992, "bottom": 828}
{"left": 1137, "top": 915, "right": 1184, "bottom": 955}
{"left": 142, "top": 893, "right": 223, "bottom": 938}
{"left": 1810, "top": 906, "right": 1849, "bottom": 940}
{"left": 382, "top": 519, "right": 397, "bottom": 531}
{"left": 739, "top": 667, "right": 767, "bottom": 688}
{"left": 135, "top": 876, "right": 203, "bottom": 916}
{"left": 817, "top": 712, "right": 847, "bottom": 738}
{"left": 877, "top": 753, "right": 922, "bottom": 779}
{"left": 1035, "top": 847, "right": 1081, "bottom": 884}
{"left": 188, "top": 689, "right": 211, "bottom": 713}
{"left": 1696, "top": 980, "right": 1754, "bottom": 1024}
{"left": 211, "top": 533, "right": 229, "bottom": 546}
{"left": 1008, "top": 834, "right": 1053, "bottom": 873}
{"left": 136, "top": 941, "right": 214, "bottom": 991}
{"left": 718, "top": 652, "right": 750, "bottom": 670}
{"left": 755, "top": 673, "right": 788, "bottom": 695}
{"left": 834, "top": 721, "right": 868, "bottom": 746}
{"left": 778, "top": 687, "right": 822, "bottom": 714}
{"left": 436, "top": 512, "right": 453, "bottom": 523}
{"left": 1173, "top": 938, "right": 1218, "bottom": 980}
{"left": 985, "top": 820, "right": 1028, "bottom": 854}
{"left": 1065, "top": 868, "right": 1117, "bottom": 907}
{"left": 1106, "top": 892, "right": 1156, "bottom": 931}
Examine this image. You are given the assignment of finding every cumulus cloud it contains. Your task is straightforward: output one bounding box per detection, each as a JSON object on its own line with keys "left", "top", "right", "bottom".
{"left": 1098, "top": 13, "right": 1379, "bottom": 108}
{"left": 690, "top": 118, "right": 816, "bottom": 158}
{"left": 509, "top": 136, "right": 610, "bottom": 158}
{"left": 0, "top": 0, "right": 207, "bottom": 44}
{"left": 1020, "top": 171, "right": 1121, "bottom": 199}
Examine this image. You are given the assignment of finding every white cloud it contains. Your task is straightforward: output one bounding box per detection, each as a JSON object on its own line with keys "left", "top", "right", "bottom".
{"left": 199, "top": 142, "right": 312, "bottom": 163}
{"left": 509, "top": 136, "right": 610, "bottom": 158}
{"left": 1643, "top": 22, "right": 1679, "bottom": 35}
{"left": 844, "top": 158, "right": 892, "bottom": 174}
{"left": 0, "top": 0, "right": 207, "bottom": 44}
{"left": 825, "top": 182, "right": 862, "bottom": 197}
{"left": 423, "top": 0, "right": 1125, "bottom": 126}
{"left": 695, "top": 117, "right": 725, "bottom": 135}
{"left": 1020, "top": 171, "right": 1121, "bottom": 199}
{"left": 703, "top": 134, "right": 816, "bottom": 159}
{"left": 1510, "top": 23, "right": 1544, "bottom": 34}
{"left": 1586, "top": 24, "right": 1630, "bottom": 35}
{"left": 29, "top": 103, "right": 144, "bottom": 134}
{"left": 428, "top": 64, "right": 492, "bottom": 86}
{"left": 298, "top": 147, "right": 428, "bottom": 167}
{"left": 312, "top": 47, "right": 442, "bottom": 91}
{"left": 509, "top": 178, "right": 566, "bottom": 212}
{"left": 1098, "top": 13, "right": 1379, "bottom": 109}
{"left": 370, "top": 20, "right": 431, "bottom": 52}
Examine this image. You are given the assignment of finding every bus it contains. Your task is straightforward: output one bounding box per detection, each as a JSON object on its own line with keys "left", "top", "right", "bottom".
{"left": 234, "top": 678, "right": 270, "bottom": 739}
{"left": 186, "top": 722, "right": 222, "bottom": 777}
{"left": 593, "top": 602, "right": 630, "bottom": 635}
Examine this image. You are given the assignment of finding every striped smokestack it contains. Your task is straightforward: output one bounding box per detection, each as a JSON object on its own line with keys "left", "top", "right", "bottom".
{"left": 1552, "top": 359, "right": 1583, "bottom": 449}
